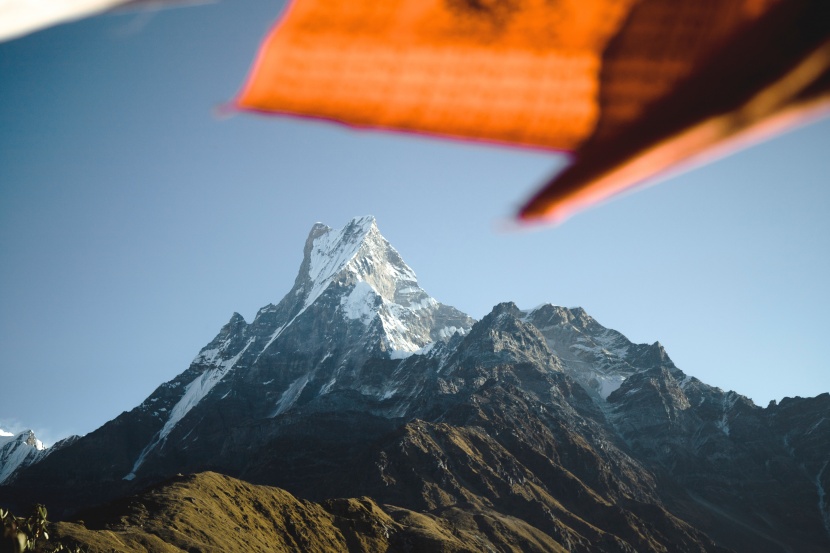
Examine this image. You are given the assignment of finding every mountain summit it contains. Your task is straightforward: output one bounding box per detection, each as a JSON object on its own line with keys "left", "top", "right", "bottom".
{"left": 0, "top": 429, "right": 45, "bottom": 484}
{"left": 269, "top": 215, "right": 472, "bottom": 357}
{"left": 115, "top": 216, "right": 473, "bottom": 481}
{"left": 3, "top": 217, "right": 829, "bottom": 552}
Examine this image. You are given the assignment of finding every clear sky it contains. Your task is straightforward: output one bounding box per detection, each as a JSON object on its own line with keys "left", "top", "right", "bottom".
{"left": 1, "top": 1, "right": 828, "bottom": 446}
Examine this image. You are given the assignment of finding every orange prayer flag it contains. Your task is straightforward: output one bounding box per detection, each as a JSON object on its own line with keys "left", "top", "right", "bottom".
{"left": 518, "top": 0, "right": 830, "bottom": 222}
{"left": 235, "top": 0, "right": 830, "bottom": 223}
{"left": 236, "top": 0, "right": 637, "bottom": 151}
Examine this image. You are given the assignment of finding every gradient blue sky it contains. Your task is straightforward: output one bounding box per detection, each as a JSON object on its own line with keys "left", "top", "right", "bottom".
{"left": 1, "top": 0, "right": 828, "bottom": 446}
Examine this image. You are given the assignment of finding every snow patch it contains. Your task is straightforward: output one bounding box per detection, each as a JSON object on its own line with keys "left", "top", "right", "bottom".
{"left": 418, "top": 342, "right": 438, "bottom": 356}
{"left": 272, "top": 374, "right": 311, "bottom": 417}
{"left": 518, "top": 304, "right": 549, "bottom": 321}
{"left": 125, "top": 339, "right": 254, "bottom": 480}
{"left": 193, "top": 347, "right": 221, "bottom": 365}
{"left": 396, "top": 286, "right": 419, "bottom": 296}
{"left": 715, "top": 416, "right": 730, "bottom": 437}
{"left": 388, "top": 400, "right": 412, "bottom": 418}
{"left": 596, "top": 374, "right": 626, "bottom": 399}
{"left": 438, "top": 326, "right": 466, "bottom": 339}
{"left": 406, "top": 296, "right": 438, "bottom": 311}
{"left": 592, "top": 330, "right": 630, "bottom": 358}
{"left": 161, "top": 344, "right": 250, "bottom": 441}
{"left": 378, "top": 308, "right": 422, "bottom": 354}
{"left": 807, "top": 417, "right": 827, "bottom": 435}
{"left": 341, "top": 281, "right": 378, "bottom": 323}
{"left": 257, "top": 324, "right": 287, "bottom": 361}
{"left": 716, "top": 393, "right": 738, "bottom": 436}
{"left": 304, "top": 216, "right": 375, "bottom": 310}
{"left": 318, "top": 377, "right": 337, "bottom": 396}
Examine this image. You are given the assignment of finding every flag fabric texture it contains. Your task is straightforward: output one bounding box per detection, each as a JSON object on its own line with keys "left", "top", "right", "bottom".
{"left": 236, "top": 0, "right": 830, "bottom": 223}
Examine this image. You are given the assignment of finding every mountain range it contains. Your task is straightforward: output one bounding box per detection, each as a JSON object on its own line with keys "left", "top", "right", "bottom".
{"left": 2, "top": 216, "right": 828, "bottom": 552}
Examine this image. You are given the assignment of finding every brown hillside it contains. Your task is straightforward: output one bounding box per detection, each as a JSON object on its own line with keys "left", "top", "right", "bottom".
{"left": 48, "top": 471, "right": 571, "bottom": 552}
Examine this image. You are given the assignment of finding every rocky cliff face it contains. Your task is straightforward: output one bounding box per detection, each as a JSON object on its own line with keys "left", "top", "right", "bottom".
{"left": 3, "top": 217, "right": 828, "bottom": 552}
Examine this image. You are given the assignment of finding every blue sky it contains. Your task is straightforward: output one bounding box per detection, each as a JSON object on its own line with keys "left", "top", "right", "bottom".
{"left": 1, "top": 1, "right": 829, "bottom": 445}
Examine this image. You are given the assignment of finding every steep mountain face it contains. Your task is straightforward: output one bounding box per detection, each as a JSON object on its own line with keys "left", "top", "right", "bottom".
{"left": 607, "top": 373, "right": 830, "bottom": 552}
{"left": 0, "top": 430, "right": 45, "bottom": 485}
{"left": 521, "top": 304, "right": 675, "bottom": 400}
{"left": 3, "top": 216, "right": 829, "bottom": 553}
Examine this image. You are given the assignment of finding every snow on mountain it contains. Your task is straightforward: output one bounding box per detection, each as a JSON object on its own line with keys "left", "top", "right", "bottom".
{"left": 291, "top": 215, "right": 455, "bottom": 355}
{"left": 123, "top": 337, "right": 258, "bottom": 481}
{"left": 122, "top": 216, "right": 701, "bottom": 484}
{"left": 0, "top": 429, "right": 46, "bottom": 484}
{"left": 121, "top": 216, "right": 474, "bottom": 480}
{"left": 303, "top": 216, "right": 388, "bottom": 309}
{"left": 521, "top": 304, "right": 677, "bottom": 400}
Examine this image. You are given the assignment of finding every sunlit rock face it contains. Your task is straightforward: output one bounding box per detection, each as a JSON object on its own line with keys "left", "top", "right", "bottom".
{"left": 4, "top": 217, "right": 829, "bottom": 553}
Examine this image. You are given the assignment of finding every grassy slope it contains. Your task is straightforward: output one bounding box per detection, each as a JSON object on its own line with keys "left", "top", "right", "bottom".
{"left": 49, "top": 471, "right": 568, "bottom": 552}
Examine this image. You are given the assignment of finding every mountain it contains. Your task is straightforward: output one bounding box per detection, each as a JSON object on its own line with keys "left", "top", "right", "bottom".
{"left": 2, "top": 216, "right": 829, "bottom": 552}
{"left": 111, "top": 215, "right": 473, "bottom": 482}
{"left": 0, "top": 430, "right": 46, "bottom": 485}
{"left": 0, "top": 429, "right": 80, "bottom": 486}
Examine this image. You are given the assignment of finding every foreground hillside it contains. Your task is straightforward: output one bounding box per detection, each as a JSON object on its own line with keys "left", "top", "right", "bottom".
{"left": 50, "top": 471, "right": 571, "bottom": 553}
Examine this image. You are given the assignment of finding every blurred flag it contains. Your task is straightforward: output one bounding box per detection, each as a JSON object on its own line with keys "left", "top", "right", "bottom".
{"left": 236, "top": 0, "right": 830, "bottom": 223}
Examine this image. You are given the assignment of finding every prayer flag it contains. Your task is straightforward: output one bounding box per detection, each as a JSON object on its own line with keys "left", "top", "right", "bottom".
{"left": 236, "top": 0, "right": 830, "bottom": 223}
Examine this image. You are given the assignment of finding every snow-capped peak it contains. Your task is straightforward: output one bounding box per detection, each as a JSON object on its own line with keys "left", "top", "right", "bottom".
{"left": 297, "top": 215, "right": 422, "bottom": 311}
{"left": 269, "top": 216, "right": 473, "bottom": 357}
{"left": 306, "top": 216, "right": 377, "bottom": 282}
{"left": 0, "top": 429, "right": 47, "bottom": 484}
